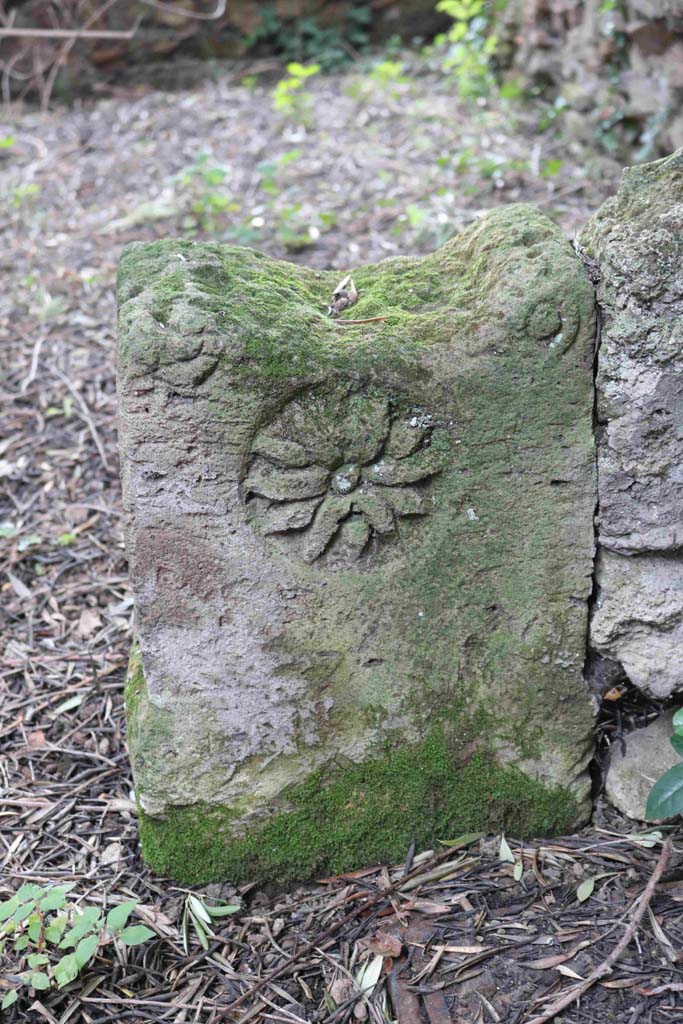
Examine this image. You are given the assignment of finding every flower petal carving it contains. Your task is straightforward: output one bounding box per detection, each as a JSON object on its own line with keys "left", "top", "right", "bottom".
{"left": 243, "top": 389, "right": 448, "bottom": 566}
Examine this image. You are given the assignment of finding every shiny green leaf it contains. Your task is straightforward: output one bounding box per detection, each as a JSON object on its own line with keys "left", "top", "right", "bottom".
{"left": 646, "top": 763, "right": 683, "bottom": 820}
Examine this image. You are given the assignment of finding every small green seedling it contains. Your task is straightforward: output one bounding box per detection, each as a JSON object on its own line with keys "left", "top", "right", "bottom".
{"left": 272, "top": 62, "right": 320, "bottom": 123}
{"left": 646, "top": 708, "right": 683, "bottom": 820}
{"left": 181, "top": 894, "right": 240, "bottom": 953}
{"left": 0, "top": 884, "right": 154, "bottom": 1009}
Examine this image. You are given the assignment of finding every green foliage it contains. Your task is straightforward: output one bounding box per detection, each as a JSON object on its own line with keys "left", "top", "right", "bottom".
{"left": 246, "top": 4, "right": 372, "bottom": 72}
{"left": 537, "top": 96, "right": 568, "bottom": 132}
{"left": 272, "top": 62, "right": 320, "bottom": 124}
{"left": 257, "top": 149, "right": 301, "bottom": 196}
{"left": 175, "top": 153, "right": 240, "bottom": 233}
{"left": 646, "top": 709, "right": 683, "bottom": 820}
{"left": 0, "top": 886, "right": 154, "bottom": 1008}
{"left": 10, "top": 183, "right": 40, "bottom": 208}
{"left": 369, "top": 59, "right": 409, "bottom": 88}
{"left": 431, "top": 0, "right": 501, "bottom": 99}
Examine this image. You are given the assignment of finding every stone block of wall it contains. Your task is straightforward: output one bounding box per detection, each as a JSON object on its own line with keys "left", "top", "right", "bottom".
{"left": 117, "top": 206, "right": 597, "bottom": 883}
{"left": 581, "top": 148, "right": 683, "bottom": 698}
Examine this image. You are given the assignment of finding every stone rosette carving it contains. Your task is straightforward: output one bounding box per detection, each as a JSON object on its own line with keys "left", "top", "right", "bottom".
{"left": 242, "top": 389, "right": 448, "bottom": 565}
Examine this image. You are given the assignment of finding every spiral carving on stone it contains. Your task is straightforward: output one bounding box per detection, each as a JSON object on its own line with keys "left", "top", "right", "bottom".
{"left": 242, "top": 389, "right": 448, "bottom": 565}
{"left": 519, "top": 284, "right": 584, "bottom": 354}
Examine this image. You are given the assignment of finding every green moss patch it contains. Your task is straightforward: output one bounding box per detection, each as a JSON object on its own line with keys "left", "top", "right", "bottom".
{"left": 136, "top": 728, "right": 578, "bottom": 885}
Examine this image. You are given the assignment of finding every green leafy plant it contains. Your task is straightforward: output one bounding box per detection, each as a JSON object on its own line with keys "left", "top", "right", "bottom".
{"left": 646, "top": 709, "right": 683, "bottom": 820}
{"left": 257, "top": 149, "right": 302, "bottom": 197}
{"left": 175, "top": 153, "right": 240, "bottom": 233}
{"left": 431, "top": 0, "right": 500, "bottom": 98}
{"left": 0, "top": 885, "right": 154, "bottom": 1009}
{"left": 272, "top": 202, "right": 318, "bottom": 251}
{"left": 272, "top": 62, "right": 320, "bottom": 124}
{"left": 181, "top": 894, "right": 240, "bottom": 952}
{"left": 245, "top": 4, "right": 371, "bottom": 72}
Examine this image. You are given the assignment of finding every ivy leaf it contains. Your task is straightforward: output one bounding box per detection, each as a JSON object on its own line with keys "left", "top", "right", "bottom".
{"left": 105, "top": 900, "right": 137, "bottom": 933}
{"left": 118, "top": 925, "right": 155, "bottom": 947}
{"left": 59, "top": 906, "right": 102, "bottom": 948}
{"left": 30, "top": 972, "right": 50, "bottom": 991}
{"left": 1, "top": 990, "right": 18, "bottom": 1009}
{"left": 646, "top": 763, "right": 683, "bottom": 820}
{"left": 15, "top": 934, "right": 30, "bottom": 951}
{"left": 74, "top": 933, "right": 99, "bottom": 969}
{"left": 28, "top": 918, "right": 42, "bottom": 942}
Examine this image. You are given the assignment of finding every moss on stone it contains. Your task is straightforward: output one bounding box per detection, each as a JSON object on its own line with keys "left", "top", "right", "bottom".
{"left": 137, "top": 725, "right": 579, "bottom": 886}
{"left": 123, "top": 641, "right": 145, "bottom": 746}
{"left": 117, "top": 203, "right": 591, "bottom": 390}
{"left": 125, "top": 644, "right": 579, "bottom": 885}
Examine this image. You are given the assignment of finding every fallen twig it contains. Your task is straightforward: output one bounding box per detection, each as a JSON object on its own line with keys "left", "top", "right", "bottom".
{"left": 524, "top": 837, "right": 672, "bottom": 1024}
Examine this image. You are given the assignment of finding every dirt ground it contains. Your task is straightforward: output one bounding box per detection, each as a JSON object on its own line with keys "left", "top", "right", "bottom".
{"left": 2, "top": 58, "right": 682, "bottom": 1023}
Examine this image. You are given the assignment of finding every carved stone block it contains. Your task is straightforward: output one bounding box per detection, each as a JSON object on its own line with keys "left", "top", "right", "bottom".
{"left": 117, "top": 204, "right": 597, "bottom": 883}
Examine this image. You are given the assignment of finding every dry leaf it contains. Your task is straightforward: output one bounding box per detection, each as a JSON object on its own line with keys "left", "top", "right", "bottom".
{"left": 100, "top": 842, "right": 122, "bottom": 866}
{"left": 557, "top": 965, "right": 584, "bottom": 980}
{"left": 523, "top": 940, "right": 590, "bottom": 969}
{"left": 408, "top": 899, "right": 452, "bottom": 914}
{"left": 27, "top": 730, "right": 46, "bottom": 748}
{"left": 76, "top": 607, "right": 102, "bottom": 639}
{"left": 576, "top": 877, "right": 595, "bottom": 902}
{"left": 8, "top": 572, "right": 31, "bottom": 601}
{"left": 441, "top": 944, "right": 488, "bottom": 954}
{"left": 499, "top": 835, "right": 515, "bottom": 864}
{"left": 327, "top": 274, "right": 358, "bottom": 317}
{"left": 364, "top": 929, "right": 402, "bottom": 958}
{"left": 329, "top": 977, "right": 356, "bottom": 1006}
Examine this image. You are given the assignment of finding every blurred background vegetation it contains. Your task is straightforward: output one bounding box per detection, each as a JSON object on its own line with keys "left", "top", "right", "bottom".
{"left": 2, "top": 0, "right": 681, "bottom": 161}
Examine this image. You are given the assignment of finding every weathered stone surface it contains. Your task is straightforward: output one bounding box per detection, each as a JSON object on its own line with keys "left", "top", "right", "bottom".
{"left": 605, "top": 709, "right": 682, "bottom": 820}
{"left": 117, "top": 205, "right": 597, "bottom": 883}
{"left": 591, "top": 551, "right": 683, "bottom": 698}
{"left": 581, "top": 149, "right": 683, "bottom": 698}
